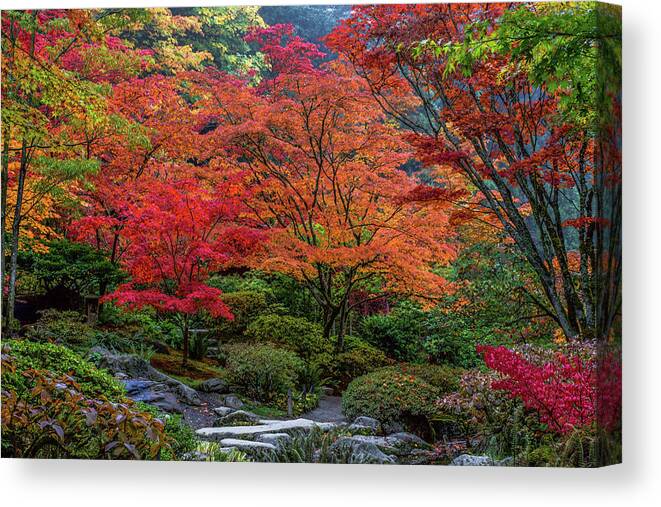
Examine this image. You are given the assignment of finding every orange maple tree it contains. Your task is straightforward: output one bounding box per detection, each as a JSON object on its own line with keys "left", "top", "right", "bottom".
{"left": 189, "top": 25, "right": 458, "bottom": 348}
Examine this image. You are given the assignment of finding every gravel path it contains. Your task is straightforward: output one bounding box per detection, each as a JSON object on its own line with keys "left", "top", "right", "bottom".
{"left": 301, "top": 395, "right": 346, "bottom": 423}
{"left": 182, "top": 391, "right": 224, "bottom": 430}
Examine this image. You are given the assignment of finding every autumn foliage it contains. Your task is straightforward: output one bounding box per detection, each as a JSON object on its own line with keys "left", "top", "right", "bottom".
{"left": 477, "top": 344, "right": 621, "bottom": 434}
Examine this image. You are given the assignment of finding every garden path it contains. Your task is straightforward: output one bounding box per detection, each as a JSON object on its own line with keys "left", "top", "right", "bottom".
{"left": 301, "top": 395, "right": 346, "bottom": 423}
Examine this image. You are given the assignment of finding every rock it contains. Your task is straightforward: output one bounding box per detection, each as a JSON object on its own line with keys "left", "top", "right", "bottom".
{"left": 222, "top": 394, "right": 244, "bottom": 409}
{"left": 122, "top": 379, "right": 183, "bottom": 413}
{"left": 213, "top": 406, "right": 235, "bottom": 417}
{"left": 91, "top": 347, "right": 152, "bottom": 379}
{"left": 382, "top": 421, "right": 405, "bottom": 434}
{"left": 91, "top": 348, "right": 202, "bottom": 408}
{"left": 216, "top": 410, "right": 260, "bottom": 426}
{"left": 256, "top": 433, "right": 292, "bottom": 448}
{"left": 348, "top": 423, "right": 376, "bottom": 435}
{"left": 219, "top": 438, "right": 277, "bottom": 452}
{"left": 197, "top": 418, "right": 336, "bottom": 440}
{"left": 450, "top": 454, "right": 495, "bottom": 466}
{"left": 180, "top": 451, "right": 209, "bottom": 461}
{"left": 158, "top": 378, "right": 201, "bottom": 406}
{"left": 349, "top": 416, "right": 381, "bottom": 435}
{"left": 330, "top": 436, "right": 396, "bottom": 464}
{"left": 496, "top": 457, "right": 514, "bottom": 466}
{"left": 387, "top": 432, "right": 431, "bottom": 450}
{"left": 198, "top": 378, "right": 229, "bottom": 394}
{"left": 352, "top": 416, "right": 381, "bottom": 432}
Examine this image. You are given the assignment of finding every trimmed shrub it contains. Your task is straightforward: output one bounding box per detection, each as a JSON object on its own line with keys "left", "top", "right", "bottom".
{"left": 3, "top": 340, "right": 124, "bottom": 402}
{"left": 225, "top": 344, "right": 304, "bottom": 403}
{"left": 342, "top": 366, "right": 442, "bottom": 437}
{"left": 397, "top": 363, "right": 461, "bottom": 394}
{"left": 246, "top": 314, "right": 330, "bottom": 360}
{"left": 24, "top": 310, "right": 95, "bottom": 351}
{"left": 216, "top": 290, "right": 271, "bottom": 340}
{"left": 331, "top": 335, "right": 390, "bottom": 390}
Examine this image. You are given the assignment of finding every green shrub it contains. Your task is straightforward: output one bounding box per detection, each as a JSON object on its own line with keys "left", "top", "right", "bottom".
{"left": 24, "top": 309, "right": 95, "bottom": 351}
{"left": 342, "top": 366, "right": 442, "bottom": 436}
{"left": 216, "top": 290, "right": 271, "bottom": 340}
{"left": 246, "top": 314, "right": 330, "bottom": 360}
{"left": 225, "top": 344, "right": 304, "bottom": 403}
{"left": 3, "top": 340, "right": 124, "bottom": 402}
{"left": 359, "top": 301, "right": 426, "bottom": 361}
{"left": 90, "top": 330, "right": 156, "bottom": 361}
{"left": 31, "top": 238, "right": 124, "bottom": 303}
{"left": 331, "top": 335, "right": 390, "bottom": 390}
{"left": 136, "top": 404, "right": 198, "bottom": 461}
{"left": 396, "top": 363, "right": 461, "bottom": 393}
{"left": 98, "top": 305, "right": 181, "bottom": 348}
{"left": 422, "top": 313, "right": 483, "bottom": 368}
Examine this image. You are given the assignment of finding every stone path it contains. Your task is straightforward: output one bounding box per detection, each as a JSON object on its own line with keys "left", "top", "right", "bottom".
{"left": 301, "top": 395, "right": 346, "bottom": 423}
{"left": 196, "top": 418, "right": 336, "bottom": 440}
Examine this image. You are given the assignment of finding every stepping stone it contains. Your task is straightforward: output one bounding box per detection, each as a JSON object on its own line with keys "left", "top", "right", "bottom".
{"left": 256, "top": 433, "right": 292, "bottom": 448}
{"left": 196, "top": 418, "right": 336, "bottom": 440}
{"left": 219, "top": 439, "right": 277, "bottom": 452}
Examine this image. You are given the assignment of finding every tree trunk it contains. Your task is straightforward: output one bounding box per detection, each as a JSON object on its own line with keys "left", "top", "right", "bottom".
{"left": 1, "top": 125, "right": 10, "bottom": 290}
{"left": 182, "top": 320, "right": 190, "bottom": 367}
{"left": 335, "top": 300, "right": 349, "bottom": 353}
{"left": 5, "top": 144, "right": 28, "bottom": 333}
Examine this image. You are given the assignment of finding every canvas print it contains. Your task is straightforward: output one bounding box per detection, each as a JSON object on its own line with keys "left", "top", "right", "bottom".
{"left": 0, "top": 3, "right": 621, "bottom": 467}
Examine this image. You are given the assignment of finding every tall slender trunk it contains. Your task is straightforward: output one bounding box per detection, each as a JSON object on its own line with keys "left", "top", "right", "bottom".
{"left": 182, "top": 318, "right": 190, "bottom": 367}
{"left": 1, "top": 125, "right": 10, "bottom": 294}
{"left": 335, "top": 299, "right": 349, "bottom": 353}
{"left": 6, "top": 142, "right": 28, "bottom": 332}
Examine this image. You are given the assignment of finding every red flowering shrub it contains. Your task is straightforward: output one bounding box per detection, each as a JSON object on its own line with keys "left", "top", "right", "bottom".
{"left": 477, "top": 344, "right": 621, "bottom": 435}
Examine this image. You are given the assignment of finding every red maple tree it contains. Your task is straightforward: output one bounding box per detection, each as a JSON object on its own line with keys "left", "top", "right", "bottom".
{"left": 102, "top": 177, "right": 262, "bottom": 364}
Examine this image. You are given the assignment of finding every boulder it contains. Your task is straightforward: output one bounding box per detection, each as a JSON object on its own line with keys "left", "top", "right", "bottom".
{"left": 219, "top": 438, "right": 277, "bottom": 452}
{"left": 180, "top": 451, "right": 209, "bottom": 461}
{"left": 199, "top": 378, "right": 229, "bottom": 394}
{"left": 122, "top": 379, "right": 183, "bottom": 413}
{"left": 387, "top": 432, "right": 431, "bottom": 450}
{"left": 215, "top": 410, "right": 260, "bottom": 426}
{"left": 256, "top": 433, "right": 292, "bottom": 448}
{"left": 91, "top": 348, "right": 202, "bottom": 407}
{"left": 330, "top": 436, "right": 396, "bottom": 464}
{"left": 352, "top": 416, "right": 381, "bottom": 432}
{"left": 382, "top": 421, "right": 405, "bottom": 434}
{"left": 450, "top": 454, "right": 495, "bottom": 466}
{"left": 222, "top": 394, "right": 245, "bottom": 409}
{"left": 213, "top": 406, "right": 235, "bottom": 417}
{"left": 349, "top": 416, "right": 381, "bottom": 435}
{"left": 91, "top": 347, "right": 152, "bottom": 379}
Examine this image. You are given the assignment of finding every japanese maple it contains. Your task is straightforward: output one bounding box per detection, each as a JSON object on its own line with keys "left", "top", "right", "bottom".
{"left": 477, "top": 344, "right": 621, "bottom": 434}
{"left": 188, "top": 26, "right": 458, "bottom": 349}
{"left": 102, "top": 178, "right": 262, "bottom": 364}
{"left": 327, "top": 4, "right": 622, "bottom": 342}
